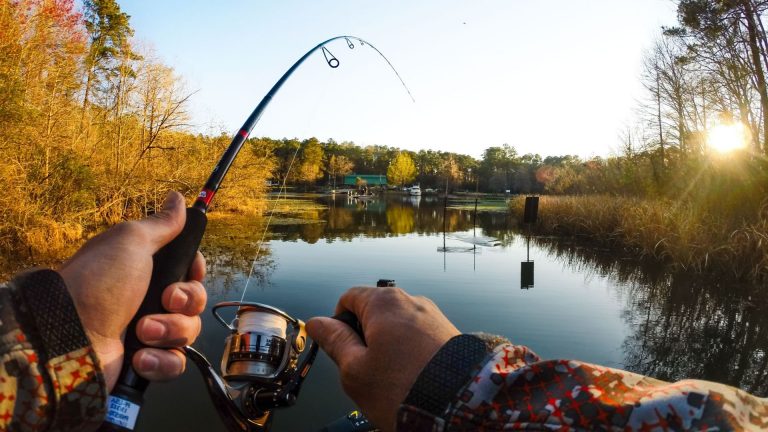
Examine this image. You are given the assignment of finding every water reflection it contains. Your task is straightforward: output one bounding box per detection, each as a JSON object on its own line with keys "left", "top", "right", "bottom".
{"left": 203, "top": 214, "right": 275, "bottom": 295}
{"left": 621, "top": 278, "right": 768, "bottom": 396}
{"left": 268, "top": 194, "right": 513, "bottom": 243}
{"left": 209, "top": 195, "right": 768, "bottom": 398}
{"left": 142, "top": 193, "right": 768, "bottom": 430}
{"left": 208, "top": 194, "right": 768, "bottom": 399}
{"left": 521, "top": 235, "right": 535, "bottom": 289}
{"left": 262, "top": 195, "right": 768, "bottom": 397}
{"left": 531, "top": 237, "right": 768, "bottom": 396}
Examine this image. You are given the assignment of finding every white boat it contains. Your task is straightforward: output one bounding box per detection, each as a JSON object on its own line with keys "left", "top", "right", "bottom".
{"left": 406, "top": 185, "right": 421, "bottom": 196}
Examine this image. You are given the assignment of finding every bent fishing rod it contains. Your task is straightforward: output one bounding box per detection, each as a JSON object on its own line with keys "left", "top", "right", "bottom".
{"left": 98, "top": 36, "right": 412, "bottom": 432}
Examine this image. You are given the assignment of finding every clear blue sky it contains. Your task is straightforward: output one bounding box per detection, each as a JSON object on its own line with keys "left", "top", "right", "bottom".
{"left": 120, "top": 0, "right": 678, "bottom": 159}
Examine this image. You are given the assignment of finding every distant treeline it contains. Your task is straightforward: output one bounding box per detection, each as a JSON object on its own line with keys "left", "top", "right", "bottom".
{"left": 4, "top": 0, "right": 768, "bottom": 263}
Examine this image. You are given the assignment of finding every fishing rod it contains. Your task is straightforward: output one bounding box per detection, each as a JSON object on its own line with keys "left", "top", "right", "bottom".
{"left": 98, "top": 36, "right": 412, "bottom": 432}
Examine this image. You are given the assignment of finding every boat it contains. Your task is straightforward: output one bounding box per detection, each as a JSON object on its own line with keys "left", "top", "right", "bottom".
{"left": 406, "top": 185, "right": 422, "bottom": 196}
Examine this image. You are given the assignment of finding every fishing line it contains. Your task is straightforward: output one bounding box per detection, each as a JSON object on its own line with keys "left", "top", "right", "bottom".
{"left": 236, "top": 144, "right": 301, "bottom": 309}
{"left": 236, "top": 56, "right": 335, "bottom": 314}
{"left": 235, "top": 37, "right": 412, "bottom": 314}
{"left": 102, "top": 35, "right": 415, "bottom": 432}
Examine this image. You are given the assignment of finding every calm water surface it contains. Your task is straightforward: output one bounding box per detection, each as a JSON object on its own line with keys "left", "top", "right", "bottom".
{"left": 139, "top": 193, "right": 768, "bottom": 431}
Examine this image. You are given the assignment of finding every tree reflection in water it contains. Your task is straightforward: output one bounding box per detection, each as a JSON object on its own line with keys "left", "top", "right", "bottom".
{"left": 268, "top": 195, "right": 512, "bottom": 242}
{"left": 386, "top": 204, "right": 416, "bottom": 234}
{"left": 203, "top": 194, "right": 768, "bottom": 397}
{"left": 532, "top": 238, "right": 768, "bottom": 397}
{"left": 202, "top": 214, "right": 275, "bottom": 296}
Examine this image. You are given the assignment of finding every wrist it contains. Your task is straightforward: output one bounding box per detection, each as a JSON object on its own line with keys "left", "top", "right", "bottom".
{"left": 8, "top": 268, "right": 108, "bottom": 428}
{"left": 403, "top": 334, "right": 496, "bottom": 413}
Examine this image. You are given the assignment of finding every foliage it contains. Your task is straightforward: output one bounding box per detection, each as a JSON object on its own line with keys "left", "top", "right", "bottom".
{"left": 0, "top": 0, "right": 275, "bottom": 262}
{"left": 387, "top": 152, "right": 417, "bottom": 186}
{"left": 6, "top": 0, "right": 768, "bottom": 280}
{"left": 296, "top": 138, "right": 324, "bottom": 187}
{"left": 327, "top": 154, "right": 354, "bottom": 189}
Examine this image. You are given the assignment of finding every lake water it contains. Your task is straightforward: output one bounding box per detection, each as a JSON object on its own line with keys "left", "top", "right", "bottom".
{"left": 139, "top": 193, "right": 768, "bottom": 431}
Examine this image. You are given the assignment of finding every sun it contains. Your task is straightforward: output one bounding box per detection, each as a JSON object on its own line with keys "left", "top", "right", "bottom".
{"left": 707, "top": 123, "right": 748, "bottom": 153}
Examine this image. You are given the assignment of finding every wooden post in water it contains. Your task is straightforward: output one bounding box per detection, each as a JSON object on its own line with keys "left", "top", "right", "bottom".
{"left": 521, "top": 196, "right": 538, "bottom": 289}
{"left": 523, "top": 196, "right": 539, "bottom": 225}
{"left": 444, "top": 173, "right": 450, "bottom": 262}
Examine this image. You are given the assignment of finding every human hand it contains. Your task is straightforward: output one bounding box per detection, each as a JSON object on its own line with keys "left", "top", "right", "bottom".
{"left": 306, "top": 287, "right": 460, "bottom": 432}
{"left": 58, "top": 191, "right": 207, "bottom": 391}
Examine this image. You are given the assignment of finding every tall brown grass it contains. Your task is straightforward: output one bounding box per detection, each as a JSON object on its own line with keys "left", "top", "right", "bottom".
{"left": 510, "top": 195, "right": 768, "bottom": 282}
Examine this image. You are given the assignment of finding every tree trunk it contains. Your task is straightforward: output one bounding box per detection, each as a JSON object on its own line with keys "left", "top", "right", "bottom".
{"left": 742, "top": 0, "right": 768, "bottom": 153}
{"left": 79, "top": 68, "right": 93, "bottom": 140}
{"left": 656, "top": 69, "right": 666, "bottom": 173}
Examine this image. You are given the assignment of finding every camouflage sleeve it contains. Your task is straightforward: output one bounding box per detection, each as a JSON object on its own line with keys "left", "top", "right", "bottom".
{"left": 0, "top": 269, "right": 106, "bottom": 431}
{"left": 397, "top": 335, "right": 768, "bottom": 431}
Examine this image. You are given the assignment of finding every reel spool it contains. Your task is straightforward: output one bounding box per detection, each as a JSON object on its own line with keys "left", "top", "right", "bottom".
{"left": 214, "top": 302, "right": 308, "bottom": 382}
{"left": 186, "top": 293, "right": 383, "bottom": 431}
{"left": 184, "top": 301, "right": 318, "bottom": 431}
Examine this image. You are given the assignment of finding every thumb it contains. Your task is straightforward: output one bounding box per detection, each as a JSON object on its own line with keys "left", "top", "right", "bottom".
{"left": 137, "top": 191, "right": 186, "bottom": 252}
{"left": 307, "top": 317, "right": 365, "bottom": 369}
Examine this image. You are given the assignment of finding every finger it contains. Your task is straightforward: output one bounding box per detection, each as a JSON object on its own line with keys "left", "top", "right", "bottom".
{"left": 133, "top": 348, "right": 186, "bottom": 381}
{"left": 187, "top": 251, "right": 206, "bottom": 282}
{"left": 137, "top": 313, "right": 202, "bottom": 347}
{"left": 306, "top": 317, "right": 365, "bottom": 370}
{"left": 162, "top": 280, "right": 207, "bottom": 315}
{"left": 334, "top": 286, "right": 377, "bottom": 317}
{"left": 336, "top": 286, "right": 408, "bottom": 323}
{"left": 136, "top": 191, "right": 187, "bottom": 252}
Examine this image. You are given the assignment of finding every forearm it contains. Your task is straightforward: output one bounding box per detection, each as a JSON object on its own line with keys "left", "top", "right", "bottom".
{"left": 0, "top": 269, "right": 106, "bottom": 432}
{"left": 398, "top": 334, "right": 768, "bottom": 431}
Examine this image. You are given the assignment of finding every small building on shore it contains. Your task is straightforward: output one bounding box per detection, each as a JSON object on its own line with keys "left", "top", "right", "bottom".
{"left": 342, "top": 174, "right": 388, "bottom": 187}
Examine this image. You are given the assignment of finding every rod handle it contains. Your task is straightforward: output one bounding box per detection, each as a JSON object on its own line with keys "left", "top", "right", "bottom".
{"left": 333, "top": 311, "right": 365, "bottom": 345}
{"left": 99, "top": 207, "right": 207, "bottom": 431}
{"left": 331, "top": 279, "right": 394, "bottom": 345}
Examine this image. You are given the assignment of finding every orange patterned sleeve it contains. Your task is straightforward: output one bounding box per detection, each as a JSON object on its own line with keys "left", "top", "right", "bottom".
{"left": 0, "top": 269, "right": 106, "bottom": 431}
{"left": 398, "top": 335, "right": 768, "bottom": 431}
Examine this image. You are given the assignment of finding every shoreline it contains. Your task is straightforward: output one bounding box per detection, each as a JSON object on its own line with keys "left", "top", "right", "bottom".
{"left": 509, "top": 195, "right": 768, "bottom": 285}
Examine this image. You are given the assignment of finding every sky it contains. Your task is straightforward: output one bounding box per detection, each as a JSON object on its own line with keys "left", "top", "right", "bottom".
{"left": 120, "top": 1, "right": 679, "bottom": 159}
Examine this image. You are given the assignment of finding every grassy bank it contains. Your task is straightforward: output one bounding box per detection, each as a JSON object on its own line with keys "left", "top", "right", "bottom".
{"left": 510, "top": 195, "right": 768, "bottom": 282}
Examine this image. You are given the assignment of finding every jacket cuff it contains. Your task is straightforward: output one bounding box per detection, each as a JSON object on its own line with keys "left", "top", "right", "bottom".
{"left": 397, "top": 334, "right": 507, "bottom": 429}
{"left": 10, "top": 269, "right": 107, "bottom": 430}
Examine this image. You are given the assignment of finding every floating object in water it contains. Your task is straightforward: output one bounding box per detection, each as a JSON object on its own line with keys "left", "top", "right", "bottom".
{"left": 437, "top": 246, "right": 481, "bottom": 253}
{"left": 448, "top": 234, "right": 500, "bottom": 247}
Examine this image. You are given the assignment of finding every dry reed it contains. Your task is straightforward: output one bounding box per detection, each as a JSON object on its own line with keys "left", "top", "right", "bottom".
{"left": 510, "top": 195, "right": 768, "bottom": 282}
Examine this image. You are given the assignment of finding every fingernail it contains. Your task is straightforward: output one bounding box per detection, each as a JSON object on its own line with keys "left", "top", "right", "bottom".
{"left": 142, "top": 318, "right": 167, "bottom": 342}
{"left": 138, "top": 351, "right": 160, "bottom": 372}
{"left": 169, "top": 289, "right": 189, "bottom": 311}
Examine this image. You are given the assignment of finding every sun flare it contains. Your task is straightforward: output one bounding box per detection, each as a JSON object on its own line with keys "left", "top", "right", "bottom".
{"left": 707, "top": 123, "right": 747, "bottom": 153}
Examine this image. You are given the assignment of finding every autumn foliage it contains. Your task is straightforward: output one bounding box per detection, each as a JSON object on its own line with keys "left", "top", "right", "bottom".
{"left": 0, "top": 0, "right": 274, "bottom": 264}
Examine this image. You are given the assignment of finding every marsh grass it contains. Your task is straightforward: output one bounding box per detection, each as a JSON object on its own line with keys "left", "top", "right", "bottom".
{"left": 510, "top": 195, "right": 768, "bottom": 282}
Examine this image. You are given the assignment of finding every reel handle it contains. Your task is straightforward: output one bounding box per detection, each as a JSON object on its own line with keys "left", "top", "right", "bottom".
{"left": 333, "top": 311, "right": 365, "bottom": 345}
{"left": 100, "top": 207, "right": 207, "bottom": 431}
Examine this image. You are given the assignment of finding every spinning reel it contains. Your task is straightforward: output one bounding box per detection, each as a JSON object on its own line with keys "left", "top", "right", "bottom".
{"left": 183, "top": 282, "right": 395, "bottom": 431}
{"left": 184, "top": 302, "right": 318, "bottom": 431}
